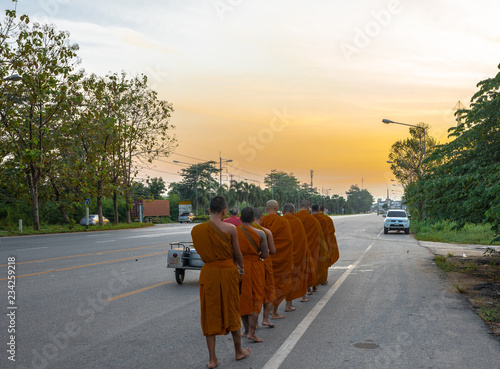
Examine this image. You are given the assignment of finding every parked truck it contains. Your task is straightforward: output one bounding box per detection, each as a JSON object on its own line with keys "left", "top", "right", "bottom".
{"left": 131, "top": 199, "right": 170, "bottom": 221}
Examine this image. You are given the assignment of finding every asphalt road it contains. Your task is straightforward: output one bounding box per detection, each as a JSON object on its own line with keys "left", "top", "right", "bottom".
{"left": 0, "top": 215, "right": 499, "bottom": 369}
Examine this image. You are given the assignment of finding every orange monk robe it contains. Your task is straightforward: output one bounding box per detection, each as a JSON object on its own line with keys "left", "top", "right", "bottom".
{"left": 314, "top": 220, "right": 329, "bottom": 285}
{"left": 295, "top": 210, "right": 328, "bottom": 287}
{"left": 191, "top": 221, "right": 241, "bottom": 336}
{"left": 261, "top": 214, "right": 294, "bottom": 307}
{"left": 313, "top": 213, "right": 334, "bottom": 277}
{"left": 322, "top": 214, "right": 340, "bottom": 265}
{"left": 283, "top": 214, "right": 309, "bottom": 300}
{"left": 237, "top": 225, "right": 265, "bottom": 316}
{"left": 253, "top": 223, "right": 276, "bottom": 303}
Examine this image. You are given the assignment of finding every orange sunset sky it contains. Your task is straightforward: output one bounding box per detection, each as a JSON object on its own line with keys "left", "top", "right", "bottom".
{"left": 18, "top": 0, "right": 500, "bottom": 199}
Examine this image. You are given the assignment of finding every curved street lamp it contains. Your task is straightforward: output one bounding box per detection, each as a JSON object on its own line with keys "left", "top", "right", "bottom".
{"left": 383, "top": 118, "right": 427, "bottom": 218}
{"left": 382, "top": 119, "right": 426, "bottom": 162}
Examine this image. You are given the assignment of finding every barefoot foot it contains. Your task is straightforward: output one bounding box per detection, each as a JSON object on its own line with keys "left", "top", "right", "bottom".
{"left": 235, "top": 347, "right": 251, "bottom": 360}
{"left": 271, "top": 313, "right": 285, "bottom": 319}
{"left": 262, "top": 321, "right": 275, "bottom": 328}
{"left": 207, "top": 359, "right": 219, "bottom": 368}
{"left": 246, "top": 333, "right": 263, "bottom": 343}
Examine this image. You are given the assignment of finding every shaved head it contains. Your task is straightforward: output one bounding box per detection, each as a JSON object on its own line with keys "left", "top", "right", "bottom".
{"left": 283, "top": 203, "right": 295, "bottom": 215}
{"left": 299, "top": 200, "right": 310, "bottom": 210}
{"left": 311, "top": 204, "right": 320, "bottom": 213}
{"left": 253, "top": 207, "right": 264, "bottom": 220}
{"left": 265, "top": 200, "right": 279, "bottom": 214}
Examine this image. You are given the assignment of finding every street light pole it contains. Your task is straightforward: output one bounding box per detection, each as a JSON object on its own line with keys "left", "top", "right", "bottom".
{"left": 383, "top": 118, "right": 427, "bottom": 218}
{"left": 382, "top": 119, "right": 426, "bottom": 175}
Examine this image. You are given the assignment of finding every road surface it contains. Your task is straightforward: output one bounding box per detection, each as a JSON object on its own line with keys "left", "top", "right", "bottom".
{"left": 0, "top": 215, "right": 498, "bottom": 368}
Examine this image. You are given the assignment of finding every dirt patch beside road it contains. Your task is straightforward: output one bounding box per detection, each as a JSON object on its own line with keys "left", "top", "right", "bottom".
{"left": 434, "top": 251, "right": 500, "bottom": 335}
{"left": 417, "top": 239, "right": 500, "bottom": 335}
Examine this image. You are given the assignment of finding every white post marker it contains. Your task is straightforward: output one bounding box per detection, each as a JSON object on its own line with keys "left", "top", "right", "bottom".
{"left": 85, "top": 198, "right": 90, "bottom": 227}
{"left": 139, "top": 204, "right": 144, "bottom": 223}
{"left": 19, "top": 219, "right": 22, "bottom": 234}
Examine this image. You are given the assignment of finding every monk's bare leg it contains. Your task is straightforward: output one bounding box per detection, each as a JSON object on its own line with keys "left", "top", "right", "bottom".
{"left": 285, "top": 300, "right": 295, "bottom": 312}
{"left": 271, "top": 304, "right": 285, "bottom": 319}
{"left": 262, "top": 302, "right": 275, "bottom": 327}
{"left": 307, "top": 287, "right": 313, "bottom": 295}
{"left": 301, "top": 294, "right": 309, "bottom": 302}
{"left": 205, "top": 335, "right": 219, "bottom": 368}
{"left": 241, "top": 316, "right": 249, "bottom": 337}
{"left": 230, "top": 330, "right": 251, "bottom": 360}
{"left": 246, "top": 313, "right": 263, "bottom": 342}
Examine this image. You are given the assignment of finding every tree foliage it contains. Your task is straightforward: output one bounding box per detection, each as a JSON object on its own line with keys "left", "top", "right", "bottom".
{"left": 0, "top": 4, "right": 176, "bottom": 228}
{"left": 405, "top": 64, "right": 500, "bottom": 239}
{"left": 346, "top": 185, "right": 373, "bottom": 213}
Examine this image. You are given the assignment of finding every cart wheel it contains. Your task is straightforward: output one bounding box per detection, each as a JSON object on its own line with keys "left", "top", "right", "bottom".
{"left": 175, "top": 269, "right": 185, "bottom": 284}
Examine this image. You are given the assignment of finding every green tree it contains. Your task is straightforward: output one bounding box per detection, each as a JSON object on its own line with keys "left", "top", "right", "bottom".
{"left": 169, "top": 161, "right": 218, "bottom": 216}
{"left": 0, "top": 15, "right": 82, "bottom": 230}
{"left": 388, "top": 123, "right": 437, "bottom": 220}
{"left": 346, "top": 185, "right": 373, "bottom": 213}
{"left": 388, "top": 123, "right": 437, "bottom": 188}
{"left": 416, "top": 64, "right": 500, "bottom": 238}
{"left": 118, "top": 74, "right": 176, "bottom": 223}
{"left": 147, "top": 177, "right": 167, "bottom": 199}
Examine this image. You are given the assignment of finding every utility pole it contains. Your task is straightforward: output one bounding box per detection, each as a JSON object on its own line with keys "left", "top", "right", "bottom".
{"left": 310, "top": 170, "right": 313, "bottom": 188}
{"left": 453, "top": 100, "right": 466, "bottom": 127}
{"left": 219, "top": 152, "right": 233, "bottom": 190}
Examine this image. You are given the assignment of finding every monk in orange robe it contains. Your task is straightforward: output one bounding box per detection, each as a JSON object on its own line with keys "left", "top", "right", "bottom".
{"left": 191, "top": 196, "right": 251, "bottom": 368}
{"left": 261, "top": 200, "right": 294, "bottom": 319}
{"left": 295, "top": 200, "right": 328, "bottom": 291}
{"left": 252, "top": 207, "right": 277, "bottom": 328}
{"left": 237, "top": 207, "right": 269, "bottom": 342}
{"left": 282, "top": 203, "right": 310, "bottom": 310}
{"left": 320, "top": 205, "right": 340, "bottom": 266}
{"left": 312, "top": 204, "right": 332, "bottom": 284}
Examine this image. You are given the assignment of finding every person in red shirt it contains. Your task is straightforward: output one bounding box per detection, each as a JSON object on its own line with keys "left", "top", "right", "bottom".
{"left": 224, "top": 208, "right": 242, "bottom": 227}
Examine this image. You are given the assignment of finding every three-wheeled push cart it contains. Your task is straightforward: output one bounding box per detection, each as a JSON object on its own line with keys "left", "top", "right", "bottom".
{"left": 166, "top": 241, "right": 204, "bottom": 284}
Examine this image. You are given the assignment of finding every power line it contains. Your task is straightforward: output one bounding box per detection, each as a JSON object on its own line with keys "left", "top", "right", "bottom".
{"left": 170, "top": 152, "right": 208, "bottom": 162}
{"left": 228, "top": 164, "right": 264, "bottom": 178}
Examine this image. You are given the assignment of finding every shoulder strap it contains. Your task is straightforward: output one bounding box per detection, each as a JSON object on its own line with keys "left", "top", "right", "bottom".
{"left": 241, "top": 226, "right": 260, "bottom": 254}
{"left": 207, "top": 221, "right": 232, "bottom": 249}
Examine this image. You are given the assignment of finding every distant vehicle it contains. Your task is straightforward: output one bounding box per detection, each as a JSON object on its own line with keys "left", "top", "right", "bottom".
{"left": 178, "top": 212, "right": 194, "bottom": 223}
{"left": 80, "top": 214, "right": 110, "bottom": 226}
{"left": 383, "top": 209, "right": 410, "bottom": 234}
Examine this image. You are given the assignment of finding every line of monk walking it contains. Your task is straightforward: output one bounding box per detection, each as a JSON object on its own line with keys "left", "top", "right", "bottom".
{"left": 191, "top": 196, "right": 340, "bottom": 368}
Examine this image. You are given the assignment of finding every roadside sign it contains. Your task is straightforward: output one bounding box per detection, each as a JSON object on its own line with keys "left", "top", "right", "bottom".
{"left": 85, "top": 199, "right": 90, "bottom": 206}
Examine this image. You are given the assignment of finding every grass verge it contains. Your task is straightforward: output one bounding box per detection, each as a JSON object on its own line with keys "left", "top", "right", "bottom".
{"left": 0, "top": 222, "right": 154, "bottom": 237}
{"left": 411, "top": 220, "right": 500, "bottom": 245}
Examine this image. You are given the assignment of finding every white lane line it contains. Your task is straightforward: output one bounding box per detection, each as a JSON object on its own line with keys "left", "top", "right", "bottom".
{"left": 15, "top": 246, "right": 49, "bottom": 251}
{"left": 86, "top": 233, "right": 112, "bottom": 237}
{"left": 262, "top": 230, "right": 382, "bottom": 369}
{"left": 126, "top": 231, "right": 191, "bottom": 239}
{"left": 96, "top": 240, "right": 116, "bottom": 244}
